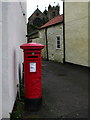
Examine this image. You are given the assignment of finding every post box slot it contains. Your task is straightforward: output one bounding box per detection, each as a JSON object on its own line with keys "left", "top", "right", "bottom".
{"left": 28, "top": 56, "right": 38, "bottom": 58}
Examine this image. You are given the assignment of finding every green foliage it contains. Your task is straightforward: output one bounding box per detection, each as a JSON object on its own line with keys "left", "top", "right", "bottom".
{"left": 11, "top": 99, "right": 24, "bottom": 119}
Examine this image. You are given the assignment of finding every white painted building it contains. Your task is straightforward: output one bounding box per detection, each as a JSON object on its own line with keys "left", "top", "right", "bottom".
{"left": 0, "top": 2, "right": 2, "bottom": 120}
{"left": 0, "top": 1, "right": 27, "bottom": 119}
{"left": 65, "top": 2, "right": 88, "bottom": 67}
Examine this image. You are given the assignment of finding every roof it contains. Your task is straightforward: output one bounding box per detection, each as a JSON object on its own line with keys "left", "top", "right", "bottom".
{"left": 28, "top": 8, "right": 43, "bottom": 20}
{"left": 40, "top": 14, "right": 63, "bottom": 29}
{"left": 26, "top": 30, "right": 39, "bottom": 37}
{"left": 27, "top": 23, "right": 39, "bottom": 29}
{"left": 20, "top": 42, "right": 44, "bottom": 50}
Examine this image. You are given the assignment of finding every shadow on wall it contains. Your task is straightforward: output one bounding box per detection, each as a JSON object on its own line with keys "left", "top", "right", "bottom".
{"left": 12, "top": 50, "right": 18, "bottom": 97}
{"left": 13, "top": 50, "right": 17, "bottom": 83}
{"left": 13, "top": 50, "right": 24, "bottom": 99}
{"left": 18, "top": 62, "right": 24, "bottom": 99}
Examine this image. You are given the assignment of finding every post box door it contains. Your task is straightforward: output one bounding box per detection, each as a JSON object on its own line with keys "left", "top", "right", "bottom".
{"left": 24, "top": 52, "right": 42, "bottom": 99}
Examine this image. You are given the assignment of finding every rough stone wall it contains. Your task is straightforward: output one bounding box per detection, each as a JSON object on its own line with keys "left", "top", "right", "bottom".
{"left": 39, "top": 29, "right": 47, "bottom": 58}
{"left": 48, "top": 5, "right": 60, "bottom": 20}
{"left": 65, "top": 2, "right": 88, "bottom": 66}
{"left": 47, "top": 24, "right": 63, "bottom": 63}
{"left": 34, "top": 23, "right": 63, "bottom": 63}
{"left": 33, "top": 29, "right": 47, "bottom": 58}
{"left": 32, "top": 23, "right": 63, "bottom": 63}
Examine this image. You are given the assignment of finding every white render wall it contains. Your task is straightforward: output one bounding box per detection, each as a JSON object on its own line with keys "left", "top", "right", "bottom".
{"left": 1, "top": 1, "right": 27, "bottom": 119}
{"left": 0, "top": 2, "right": 2, "bottom": 120}
{"left": 65, "top": 2, "right": 88, "bottom": 66}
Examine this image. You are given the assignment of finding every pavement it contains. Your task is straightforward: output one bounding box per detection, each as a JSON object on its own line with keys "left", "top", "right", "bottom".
{"left": 23, "top": 59, "right": 88, "bottom": 119}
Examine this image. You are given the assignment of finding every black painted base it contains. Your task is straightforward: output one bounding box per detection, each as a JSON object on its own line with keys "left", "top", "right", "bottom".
{"left": 24, "top": 97, "right": 42, "bottom": 112}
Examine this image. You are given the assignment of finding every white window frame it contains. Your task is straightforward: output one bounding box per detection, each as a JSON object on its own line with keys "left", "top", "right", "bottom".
{"left": 56, "top": 35, "right": 61, "bottom": 49}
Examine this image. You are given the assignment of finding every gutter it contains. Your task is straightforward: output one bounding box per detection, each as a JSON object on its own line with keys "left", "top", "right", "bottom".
{"left": 40, "top": 21, "right": 63, "bottom": 30}
{"left": 45, "top": 28, "right": 49, "bottom": 60}
{"left": 63, "top": 1, "right": 65, "bottom": 63}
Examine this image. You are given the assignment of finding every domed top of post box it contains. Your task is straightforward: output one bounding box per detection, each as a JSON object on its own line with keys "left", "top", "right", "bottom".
{"left": 20, "top": 42, "right": 44, "bottom": 50}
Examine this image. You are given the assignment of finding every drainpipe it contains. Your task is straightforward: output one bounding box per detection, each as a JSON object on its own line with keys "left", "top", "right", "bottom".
{"left": 45, "top": 28, "right": 49, "bottom": 60}
{"left": 63, "top": 1, "right": 65, "bottom": 63}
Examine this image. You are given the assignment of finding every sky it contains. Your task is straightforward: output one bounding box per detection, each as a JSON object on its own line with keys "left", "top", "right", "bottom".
{"left": 27, "top": 0, "right": 63, "bottom": 21}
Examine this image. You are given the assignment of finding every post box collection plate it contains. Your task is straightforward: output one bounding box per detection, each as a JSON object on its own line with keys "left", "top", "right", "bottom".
{"left": 30, "top": 62, "right": 36, "bottom": 72}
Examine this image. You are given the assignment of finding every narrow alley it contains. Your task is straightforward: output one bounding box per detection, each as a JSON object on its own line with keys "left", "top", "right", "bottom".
{"left": 11, "top": 59, "right": 88, "bottom": 119}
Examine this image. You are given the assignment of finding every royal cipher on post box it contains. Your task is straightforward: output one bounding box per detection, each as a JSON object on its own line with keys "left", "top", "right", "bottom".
{"left": 20, "top": 42, "right": 44, "bottom": 111}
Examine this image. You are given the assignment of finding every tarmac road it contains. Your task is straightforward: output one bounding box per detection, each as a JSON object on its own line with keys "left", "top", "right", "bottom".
{"left": 24, "top": 59, "right": 88, "bottom": 119}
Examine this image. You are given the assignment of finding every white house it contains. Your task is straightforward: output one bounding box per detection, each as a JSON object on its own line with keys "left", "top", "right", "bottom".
{"left": 0, "top": 0, "right": 27, "bottom": 119}
{"left": 64, "top": 2, "right": 88, "bottom": 67}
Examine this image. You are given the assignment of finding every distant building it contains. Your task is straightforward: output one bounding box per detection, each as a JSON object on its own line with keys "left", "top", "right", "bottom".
{"left": 28, "top": 2, "right": 89, "bottom": 67}
{"left": 28, "top": 8, "right": 47, "bottom": 28}
{"left": 48, "top": 4, "right": 60, "bottom": 20}
{"left": 27, "top": 4, "right": 60, "bottom": 38}
{"left": 33, "top": 14, "right": 64, "bottom": 63}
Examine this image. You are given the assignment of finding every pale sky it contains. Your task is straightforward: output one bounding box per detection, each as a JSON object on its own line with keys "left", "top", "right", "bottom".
{"left": 27, "top": 0, "right": 63, "bottom": 21}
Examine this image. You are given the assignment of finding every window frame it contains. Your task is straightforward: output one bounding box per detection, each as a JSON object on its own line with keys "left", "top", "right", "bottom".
{"left": 56, "top": 35, "right": 61, "bottom": 49}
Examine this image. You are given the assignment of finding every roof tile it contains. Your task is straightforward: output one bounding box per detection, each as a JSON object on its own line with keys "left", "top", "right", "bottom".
{"left": 40, "top": 14, "right": 63, "bottom": 29}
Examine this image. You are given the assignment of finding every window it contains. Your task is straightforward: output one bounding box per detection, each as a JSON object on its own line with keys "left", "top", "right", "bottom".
{"left": 52, "top": 12, "right": 56, "bottom": 18}
{"left": 36, "top": 13, "right": 39, "bottom": 16}
{"left": 56, "top": 35, "right": 61, "bottom": 49}
{"left": 33, "top": 18, "right": 43, "bottom": 27}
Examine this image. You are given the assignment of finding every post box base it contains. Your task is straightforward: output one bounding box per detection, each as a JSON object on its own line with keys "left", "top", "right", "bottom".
{"left": 24, "top": 97, "right": 42, "bottom": 112}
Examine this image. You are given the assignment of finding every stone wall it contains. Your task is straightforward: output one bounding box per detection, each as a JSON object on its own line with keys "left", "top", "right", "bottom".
{"left": 33, "top": 23, "right": 63, "bottom": 63}
{"left": 47, "top": 24, "right": 63, "bottom": 62}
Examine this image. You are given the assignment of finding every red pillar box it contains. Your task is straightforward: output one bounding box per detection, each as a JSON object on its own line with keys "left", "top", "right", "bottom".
{"left": 20, "top": 42, "right": 44, "bottom": 111}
